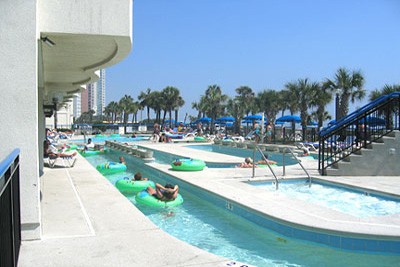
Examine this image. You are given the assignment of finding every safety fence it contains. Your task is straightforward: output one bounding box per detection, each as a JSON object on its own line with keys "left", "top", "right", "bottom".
{"left": 0, "top": 149, "right": 21, "bottom": 267}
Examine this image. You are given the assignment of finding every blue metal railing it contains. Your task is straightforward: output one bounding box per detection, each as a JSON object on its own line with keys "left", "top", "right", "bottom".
{"left": 0, "top": 149, "right": 21, "bottom": 267}
{"left": 319, "top": 93, "right": 400, "bottom": 175}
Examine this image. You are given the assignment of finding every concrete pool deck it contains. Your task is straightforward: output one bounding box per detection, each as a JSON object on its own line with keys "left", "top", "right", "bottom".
{"left": 18, "top": 140, "right": 400, "bottom": 266}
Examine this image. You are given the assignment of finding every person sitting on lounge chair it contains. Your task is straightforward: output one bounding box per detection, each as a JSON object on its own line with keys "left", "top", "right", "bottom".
{"left": 44, "top": 140, "right": 77, "bottom": 167}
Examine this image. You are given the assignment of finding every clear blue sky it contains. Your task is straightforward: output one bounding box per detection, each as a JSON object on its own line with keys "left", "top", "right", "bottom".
{"left": 106, "top": 0, "right": 400, "bottom": 122}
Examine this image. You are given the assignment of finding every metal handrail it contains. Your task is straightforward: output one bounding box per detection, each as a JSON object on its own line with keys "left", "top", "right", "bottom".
{"left": 252, "top": 145, "right": 279, "bottom": 190}
{"left": 284, "top": 148, "right": 312, "bottom": 187}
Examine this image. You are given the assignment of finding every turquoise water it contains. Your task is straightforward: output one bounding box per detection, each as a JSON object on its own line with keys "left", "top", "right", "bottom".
{"left": 146, "top": 148, "right": 237, "bottom": 168}
{"left": 185, "top": 144, "right": 299, "bottom": 166}
{"left": 72, "top": 136, "right": 149, "bottom": 143}
{"left": 249, "top": 179, "right": 400, "bottom": 218}
{"left": 85, "top": 150, "right": 400, "bottom": 267}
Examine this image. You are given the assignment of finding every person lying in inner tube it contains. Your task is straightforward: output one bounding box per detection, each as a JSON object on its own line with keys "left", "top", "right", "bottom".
{"left": 132, "top": 172, "right": 148, "bottom": 181}
{"left": 119, "top": 156, "right": 126, "bottom": 165}
{"left": 146, "top": 183, "right": 179, "bottom": 201}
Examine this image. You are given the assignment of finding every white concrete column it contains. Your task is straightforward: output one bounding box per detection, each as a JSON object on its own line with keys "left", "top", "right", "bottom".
{"left": 0, "top": 0, "right": 41, "bottom": 240}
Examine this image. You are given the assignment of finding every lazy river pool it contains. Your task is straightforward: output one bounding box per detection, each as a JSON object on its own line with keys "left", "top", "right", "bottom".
{"left": 84, "top": 150, "right": 400, "bottom": 266}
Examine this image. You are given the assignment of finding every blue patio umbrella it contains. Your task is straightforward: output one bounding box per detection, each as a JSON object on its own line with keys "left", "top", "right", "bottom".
{"left": 242, "top": 119, "right": 259, "bottom": 124}
{"left": 196, "top": 117, "right": 211, "bottom": 124}
{"left": 243, "top": 114, "right": 263, "bottom": 120}
{"left": 276, "top": 115, "right": 301, "bottom": 123}
{"left": 358, "top": 116, "right": 386, "bottom": 126}
{"left": 216, "top": 116, "right": 235, "bottom": 122}
{"left": 307, "top": 121, "right": 319, "bottom": 128}
{"left": 164, "top": 119, "right": 176, "bottom": 124}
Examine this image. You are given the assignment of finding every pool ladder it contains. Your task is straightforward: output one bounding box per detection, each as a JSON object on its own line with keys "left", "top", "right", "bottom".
{"left": 252, "top": 145, "right": 279, "bottom": 190}
{"left": 283, "top": 147, "right": 312, "bottom": 187}
{"left": 252, "top": 145, "right": 312, "bottom": 189}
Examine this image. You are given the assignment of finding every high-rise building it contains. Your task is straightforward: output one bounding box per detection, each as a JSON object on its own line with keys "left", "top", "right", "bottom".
{"left": 85, "top": 69, "right": 106, "bottom": 116}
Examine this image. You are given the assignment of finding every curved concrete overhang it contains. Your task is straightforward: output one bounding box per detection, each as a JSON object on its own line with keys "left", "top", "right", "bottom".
{"left": 41, "top": 33, "right": 131, "bottom": 105}
{"left": 38, "top": 0, "right": 133, "bottom": 106}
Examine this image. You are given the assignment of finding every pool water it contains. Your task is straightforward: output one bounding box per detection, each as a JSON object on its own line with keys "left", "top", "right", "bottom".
{"left": 72, "top": 136, "right": 149, "bottom": 143}
{"left": 85, "top": 151, "right": 400, "bottom": 267}
{"left": 249, "top": 179, "right": 400, "bottom": 218}
{"left": 185, "top": 144, "right": 299, "bottom": 166}
{"left": 146, "top": 148, "right": 237, "bottom": 168}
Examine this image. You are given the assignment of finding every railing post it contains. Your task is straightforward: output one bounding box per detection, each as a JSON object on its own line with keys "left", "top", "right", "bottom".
{"left": 252, "top": 146, "right": 255, "bottom": 178}
{"left": 282, "top": 149, "right": 286, "bottom": 176}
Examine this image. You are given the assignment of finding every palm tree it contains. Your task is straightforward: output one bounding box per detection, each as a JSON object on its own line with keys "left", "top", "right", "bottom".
{"left": 235, "top": 86, "right": 255, "bottom": 117}
{"left": 256, "top": 89, "right": 280, "bottom": 125}
{"left": 369, "top": 84, "right": 400, "bottom": 101}
{"left": 119, "top": 95, "right": 134, "bottom": 132}
{"left": 147, "top": 91, "right": 162, "bottom": 123}
{"left": 202, "top": 85, "right": 228, "bottom": 133}
{"left": 174, "top": 96, "right": 185, "bottom": 124}
{"left": 285, "top": 78, "right": 319, "bottom": 141}
{"left": 323, "top": 67, "right": 366, "bottom": 120}
{"left": 309, "top": 85, "right": 332, "bottom": 130}
{"left": 226, "top": 97, "right": 245, "bottom": 134}
{"left": 192, "top": 96, "right": 207, "bottom": 119}
{"left": 138, "top": 88, "right": 152, "bottom": 122}
{"left": 369, "top": 84, "right": 400, "bottom": 129}
{"left": 104, "top": 101, "right": 119, "bottom": 123}
{"left": 160, "top": 86, "right": 181, "bottom": 127}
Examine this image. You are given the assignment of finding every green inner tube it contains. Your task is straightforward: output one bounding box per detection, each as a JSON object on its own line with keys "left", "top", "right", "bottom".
{"left": 80, "top": 149, "right": 106, "bottom": 157}
{"left": 257, "top": 164, "right": 278, "bottom": 168}
{"left": 171, "top": 158, "right": 206, "bottom": 171}
{"left": 194, "top": 136, "right": 206, "bottom": 141}
{"left": 116, "top": 179, "right": 155, "bottom": 193}
{"left": 96, "top": 162, "right": 127, "bottom": 174}
{"left": 135, "top": 190, "right": 183, "bottom": 208}
{"left": 110, "top": 134, "right": 120, "bottom": 138}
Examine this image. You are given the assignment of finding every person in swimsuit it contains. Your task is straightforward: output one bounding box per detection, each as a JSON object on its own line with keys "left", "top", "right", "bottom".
{"left": 256, "top": 153, "right": 277, "bottom": 165}
{"left": 132, "top": 172, "right": 148, "bottom": 181}
{"left": 146, "top": 183, "right": 179, "bottom": 201}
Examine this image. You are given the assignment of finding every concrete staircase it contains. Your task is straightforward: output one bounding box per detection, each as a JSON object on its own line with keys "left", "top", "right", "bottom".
{"left": 326, "top": 131, "right": 400, "bottom": 176}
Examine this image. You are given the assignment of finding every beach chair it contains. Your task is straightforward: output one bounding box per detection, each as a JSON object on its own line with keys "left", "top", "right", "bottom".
{"left": 44, "top": 155, "right": 77, "bottom": 168}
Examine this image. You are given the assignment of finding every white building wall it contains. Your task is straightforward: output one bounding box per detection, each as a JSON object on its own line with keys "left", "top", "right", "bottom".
{"left": 0, "top": 0, "right": 41, "bottom": 240}
{"left": 0, "top": 0, "right": 132, "bottom": 242}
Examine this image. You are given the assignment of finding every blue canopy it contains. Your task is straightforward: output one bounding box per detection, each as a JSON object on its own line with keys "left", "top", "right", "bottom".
{"left": 243, "top": 114, "right": 263, "bottom": 120}
{"left": 196, "top": 117, "right": 211, "bottom": 124}
{"left": 276, "top": 115, "right": 301, "bottom": 123}
{"left": 359, "top": 116, "right": 386, "bottom": 126}
{"left": 242, "top": 119, "right": 259, "bottom": 124}
{"left": 216, "top": 116, "right": 235, "bottom": 122}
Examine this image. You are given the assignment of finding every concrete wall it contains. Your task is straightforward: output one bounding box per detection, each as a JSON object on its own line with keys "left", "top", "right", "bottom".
{"left": 38, "top": 0, "right": 132, "bottom": 37}
{"left": 332, "top": 131, "right": 400, "bottom": 176}
{"left": 0, "top": 0, "right": 41, "bottom": 240}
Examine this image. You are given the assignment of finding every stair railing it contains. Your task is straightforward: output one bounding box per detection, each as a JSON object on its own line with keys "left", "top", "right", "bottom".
{"left": 319, "top": 92, "right": 400, "bottom": 175}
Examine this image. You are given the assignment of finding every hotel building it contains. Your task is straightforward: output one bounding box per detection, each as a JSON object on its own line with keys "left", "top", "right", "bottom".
{"left": 1, "top": 0, "right": 132, "bottom": 241}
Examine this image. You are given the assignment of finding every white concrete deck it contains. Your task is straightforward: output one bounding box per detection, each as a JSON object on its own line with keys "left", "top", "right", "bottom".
{"left": 18, "top": 140, "right": 400, "bottom": 266}
{"left": 18, "top": 152, "right": 242, "bottom": 267}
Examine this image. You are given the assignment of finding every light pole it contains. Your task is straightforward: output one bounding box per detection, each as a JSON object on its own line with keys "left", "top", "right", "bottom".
{"left": 335, "top": 89, "right": 341, "bottom": 121}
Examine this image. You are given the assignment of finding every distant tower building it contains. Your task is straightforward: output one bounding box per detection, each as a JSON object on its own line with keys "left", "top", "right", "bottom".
{"left": 73, "top": 93, "right": 82, "bottom": 119}
{"left": 75, "top": 69, "right": 106, "bottom": 119}
{"left": 97, "top": 69, "right": 106, "bottom": 115}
